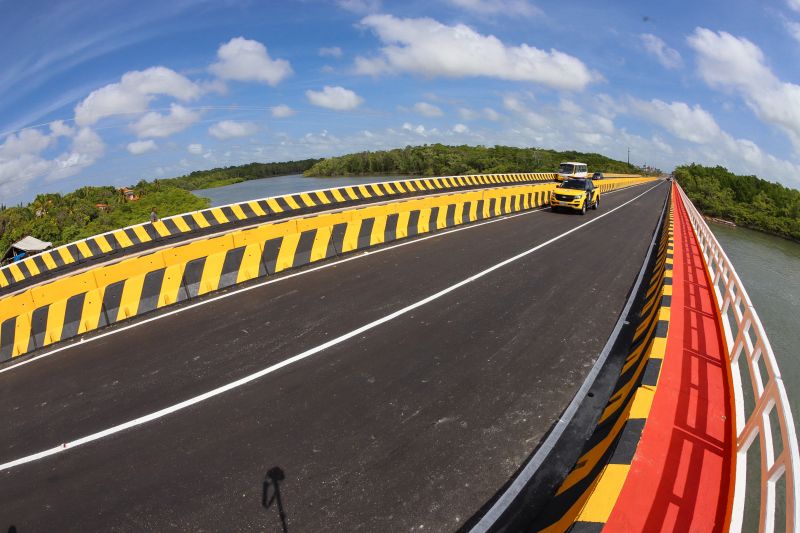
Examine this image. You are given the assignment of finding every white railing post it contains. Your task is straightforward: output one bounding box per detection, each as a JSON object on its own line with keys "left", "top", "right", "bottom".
{"left": 675, "top": 183, "right": 800, "bottom": 533}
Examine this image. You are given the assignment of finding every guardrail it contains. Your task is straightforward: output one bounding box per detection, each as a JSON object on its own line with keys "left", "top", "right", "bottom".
{"left": 0, "top": 172, "right": 562, "bottom": 293}
{"left": 0, "top": 176, "right": 654, "bottom": 363}
{"left": 675, "top": 183, "right": 800, "bottom": 532}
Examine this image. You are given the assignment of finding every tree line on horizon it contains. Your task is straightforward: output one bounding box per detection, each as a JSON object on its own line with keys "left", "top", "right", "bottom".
{"left": 303, "top": 144, "right": 647, "bottom": 177}
{"left": 675, "top": 164, "right": 800, "bottom": 242}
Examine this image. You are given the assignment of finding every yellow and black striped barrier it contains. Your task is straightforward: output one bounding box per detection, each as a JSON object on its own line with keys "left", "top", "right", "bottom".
{"left": 0, "top": 173, "right": 566, "bottom": 291}
{"left": 533, "top": 200, "right": 674, "bottom": 531}
{"left": 0, "top": 176, "right": 654, "bottom": 362}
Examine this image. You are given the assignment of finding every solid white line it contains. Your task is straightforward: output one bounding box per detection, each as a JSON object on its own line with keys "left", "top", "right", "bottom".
{"left": 0, "top": 182, "right": 662, "bottom": 471}
{"left": 0, "top": 183, "right": 646, "bottom": 376}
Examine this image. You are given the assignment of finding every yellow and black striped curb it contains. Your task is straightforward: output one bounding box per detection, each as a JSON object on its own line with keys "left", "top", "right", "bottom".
{"left": 0, "top": 173, "right": 647, "bottom": 292}
{"left": 0, "top": 177, "right": 655, "bottom": 363}
{"left": 533, "top": 200, "right": 674, "bottom": 532}
{"left": 0, "top": 173, "right": 560, "bottom": 291}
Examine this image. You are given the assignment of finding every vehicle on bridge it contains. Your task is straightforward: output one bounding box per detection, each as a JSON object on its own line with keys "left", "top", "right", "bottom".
{"left": 557, "top": 161, "right": 588, "bottom": 181}
{"left": 591, "top": 171, "right": 604, "bottom": 180}
{"left": 550, "top": 178, "right": 600, "bottom": 214}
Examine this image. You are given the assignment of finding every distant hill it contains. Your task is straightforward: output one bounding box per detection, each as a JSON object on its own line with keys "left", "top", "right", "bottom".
{"left": 304, "top": 144, "right": 649, "bottom": 177}
{"left": 675, "top": 164, "right": 800, "bottom": 242}
{"left": 163, "top": 158, "right": 322, "bottom": 190}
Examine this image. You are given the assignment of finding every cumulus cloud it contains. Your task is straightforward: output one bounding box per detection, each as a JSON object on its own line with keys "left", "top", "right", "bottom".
{"left": 319, "top": 46, "right": 343, "bottom": 58}
{"left": 629, "top": 98, "right": 721, "bottom": 144}
{"left": 208, "top": 120, "right": 259, "bottom": 140}
{"left": 127, "top": 139, "right": 157, "bottom": 155}
{"left": 74, "top": 67, "right": 201, "bottom": 126}
{"left": 789, "top": 0, "right": 800, "bottom": 12}
{"left": 0, "top": 125, "right": 106, "bottom": 197}
{"left": 446, "top": 0, "right": 542, "bottom": 18}
{"left": 130, "top": 104, "right": 200, "bottom": 138}
{"left": 355, "top": 15, "right": 594, "bottom": 90}
{"left": 337, "top": 0, "right": 381, "bottom": 13}
{"left": 785, "top": 19, "right": 800, "bottom": 43}
{"left": 640, "top": 34, "right": 682, "bottom": 69}
{"left": 187, "top": 143, "right": 203, "bottom": 154}
{"left": 271, "top": 104, "right": 296, "bottom": 118}
{"left": 306, "top": 85, "right": 363, "bottom": 110}
{"left": 688, "top": 27, "right": 800, "bottom": 149}
{"left": 452, "top": 123, "right": 469, "bottom": 133}
{"left": 413, "top": 102, "right": 443, "bottom": 117}
{"left": 209, "top": 37, "right": 292, "bottom": 86}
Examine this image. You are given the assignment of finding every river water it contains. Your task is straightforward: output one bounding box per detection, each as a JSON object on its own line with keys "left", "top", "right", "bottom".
{"left": 195, "top": 174, "right": 800, "bottom": 448}
{"left": 708, "top": 222, "right": 800, "bottom": 435}
{"left": 192, "top": 174, "right": 402, "bottom": 207}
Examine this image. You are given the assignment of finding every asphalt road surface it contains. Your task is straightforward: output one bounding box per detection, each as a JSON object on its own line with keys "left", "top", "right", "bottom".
{"left": 1, "top": 181, "right": 669, "bottom": 532}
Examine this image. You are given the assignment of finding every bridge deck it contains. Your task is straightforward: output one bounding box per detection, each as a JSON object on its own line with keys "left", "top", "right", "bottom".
{"left": 1, "top": 182, "right": 667, "bottom": 531}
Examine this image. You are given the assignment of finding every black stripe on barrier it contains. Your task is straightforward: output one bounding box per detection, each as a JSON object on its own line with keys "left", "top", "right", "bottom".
{"left": 256, "top": 200, "right": 272, "bottom": 215}
{"left": 262, "top": 237, "right": 282, "bottom": 275}
{"left": 85, "top": 239, "right": 103, "bottom": 257}
{"left": 461, "top": 201, "right": 471, "bottom": 223}
{"left": 239, "top": 202, "right": 256, "bottom": 219}
{"left": 142, "top": 223, "right": 160, "bottom": 241}
{"left": 101, "top": 280, "right": 126, "bottom": 324}
{"left": 274, "top": 196, "right": 292, "bottom": 212}
{"left": 200, "top": 209, "right": 221, "bottom": 226}
{"left": 138, "top": 269, "right": 166, "bottom": 315}
{"left": 220, "top": 206, "right": 237, "bottom": 222}
{"left": 445, "top": 204, "right": 456, "bottom": 228}
{"left": 407, "top": 210, "right": 421, "bottom": 237}
{"left": 182, "top": 257, "right": 207, "bottom": 298}
{"left": 476, "top": 200, "right": 485, "bottom": 220}
{"left": 385, "top": 213, "right": 399, "bottom": 242}
{"left": 292, "top": 230, "right": 317, "bottom": 268}
{"left": 640, "top": 358, "right": 662, "bottom": 387}
{"left": 162, "top": 218, "right": 180, "bottom": 235}
{"left": 330, "top": 223, "right": 348, "bottom": 255}
{"left": 16, "top": 261, "right": 32, "bottom": 279}
{"left": 609, "top": 418, "right": 646, "bottom": 464}
{"left": 571, "top": 521, "right": 604, "bottom": 532}
{"left": 124, "top": 228, "right": 141, "bottom": 246}
{"left": 28, "top": 305, "right": 49, "bottom": 351}
{"left": 32, "top": 255, "right": 48, "bottom": 274}
{"left": 290, "top": 194, "right": 308, "bottom": 207}
{"left": 50, "top": 251, "right": 65, "bottom": 268}
{"left": 61, "top": 292, "right": 86, "bottom": 341}
{"left": 219, "top": 246, "right": 247, "bottom": 289}
{"left": 0, "top": 317, "right": 16, "bottom": 362}
{"left": 428, "top": 207, "right": 440, "bottom": 231}
{"left": 182, "top": 215, "right": 200, "bottom": 231}
{"left": 357, "top": 218, "right": 374, "bottom": 249}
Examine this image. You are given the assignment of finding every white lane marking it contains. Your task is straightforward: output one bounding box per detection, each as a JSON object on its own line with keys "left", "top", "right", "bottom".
{"left": 0, "top": 182, "right": 663, "bottom": 471}
{"left": 0, "top": 183, "right": 649, "bottom": 376}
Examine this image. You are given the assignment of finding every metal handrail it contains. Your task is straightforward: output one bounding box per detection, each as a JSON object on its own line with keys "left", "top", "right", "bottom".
{"left": 676, "top": 183, "right": 800, "bottom": 533}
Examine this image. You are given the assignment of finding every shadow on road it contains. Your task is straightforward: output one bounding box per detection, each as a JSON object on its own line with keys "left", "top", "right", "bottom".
{"left": 262, "top": 466, "right": 289, "bottom": 533}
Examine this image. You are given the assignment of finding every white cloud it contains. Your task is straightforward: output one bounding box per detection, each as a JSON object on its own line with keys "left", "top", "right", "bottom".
{"left": 413, "top": 102, "right": 443, "bottom": 117}
{"left": 187, "top": 143, "right": 203, "bottom": 154}
{"left": 271, "top": 104, "right": 296, "bottom": 118}
{"left": 789, "top": 0, "right": 800, "bottom": 12}
{"left": 452, "top": 123, "right": 469, "bottom": 133}
{"left": 355, "top": 14, "right": 594, "bottom": 90}
{"left": 74, "top": 67, "right": 200, "bottom": 126}
{"left": 127, "top": 139, "right": 157, "bottom": 155}
{"left": 319, "top": 46, "right": 343, "bottom": 58}
{"left": 629, "top": 98, "right": 721, "bottom": 144}
{"left": 130, "top": 104, "right": 200, "bottom": 138}
{"left": 49, "top": 120, "right": 75, "bottom": 138}
{"left": 688, "top": 27, "right": 800, "bottom": 149}
{"left": 48, "top": 127, "right": 105, "bottom": 181}
{"left": 0, "top": 129, "right": 52, "bottom": 158}
{"left": 209, "top": 37, "right": 292, "bottom": 86}
{"left": 503, "top": 96, "right": 547, "bottom": 128}
{"left": 446, "top": 0, "right": 542, "bottom": 18}
{"left": 208, "top": 120, "right": 259, "bottom": 140}
{"left": 640, "top": 34, "right": 682, "bottom": 69}
{"left": 458, "top": 108, "right": 479, "bottom": 120}
{"left": 306, "top": 85, "right": 363, "bottom": 110}
{"left": 337, "top": 0, "right": 381, "bottom": 13}
{"left": 483, "top": 107, "right": 500, "bottom": 121}
{"left": 785, "top": 19, "right": 800, "bottom": 43}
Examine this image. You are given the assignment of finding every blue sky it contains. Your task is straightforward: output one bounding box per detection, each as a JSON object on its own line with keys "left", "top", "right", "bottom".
{"left": 2, "top": 0, "right": 800, "bottom": 204}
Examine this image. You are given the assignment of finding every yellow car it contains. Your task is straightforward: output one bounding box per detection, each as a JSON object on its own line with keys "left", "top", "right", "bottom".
{"left": 550, "top": 178, "right": 600, "bottom": 214}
